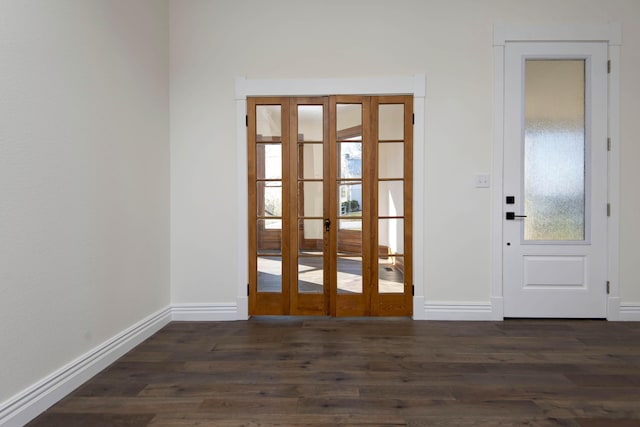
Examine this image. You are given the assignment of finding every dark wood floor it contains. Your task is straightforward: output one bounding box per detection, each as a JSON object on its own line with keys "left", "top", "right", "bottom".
{"left": 27, "top": 318, "right": 640, "bottom": 426}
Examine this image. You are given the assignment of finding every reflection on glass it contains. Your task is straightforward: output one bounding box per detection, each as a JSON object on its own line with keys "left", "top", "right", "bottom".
{"left": 378, "top": 104, "right": 404, "bottom": 140}
{"left": 337, "top": 257, "right": 362, "bottom": 294}
{"left": 338, "top": 143, "right": 362, "bottom": 178}
{"left": 257, "top": 256, "right": 281, "bottom": 293}
{"left": 298, "top": 219, "right": 323, "bottom": 255}
{"left": 336, "top": 104, "right": 362, "bottom": 140}
{"left": 378, "top": 256, "right": 404, "bottom": 293}
{"left": 378, "top": 181, "right": 404, "bottom": 217}
{"left": 298, "top": 257, "right": 323, "bottom": 294}
{"left": 524, "top": 59, "right": 585, "bottom": 241}
{"left": 379, "top": 218, "right": 404, "bottom": 256}
{"left": 299, "top": 143, "right": 323, "bottom": 179}
{"left": 256, "top": 105, "right": 281, "bottom": 141}
{"left": 338, "top": 182, "right": 362, "bottom": 217}
{"left": 379, "top": 143, "right": 404, "bottom": 179}
{"left": 338, "top": 219, "right": 362, "bottom": 255}
{"left": 257, "top": 181, "right": 282, "bottom": 217}
{"left": 297, "top": 105, "right": 323, "bottom": 142}
{"left": 257, "top": 219, "right": 281, "bottom": 253}
{"left": 256, "top": 144, "right": 281, "bottom": 180}
{"left": 298, "top": 181, "right": 323, "bottom": 217}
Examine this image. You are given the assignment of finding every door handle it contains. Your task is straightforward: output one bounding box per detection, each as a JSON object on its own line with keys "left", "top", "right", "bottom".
{"left": 324, "top": 218, "right": 331, "bottom": 231}
{"left": 505, "top": 212, "right": 527, "bottom": 220}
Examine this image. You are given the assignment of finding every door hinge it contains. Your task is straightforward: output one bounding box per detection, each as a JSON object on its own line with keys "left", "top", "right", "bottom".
{"left": 247, "top": 283, "right": 250, "bottom": 296}
{"left": 607, "top": 203, "right": 611, "bottom": 217}
{"left": 607, "top": 60, "right": 611, "bottom": 74}
{"left": 607, "top": 137, "right": 611, "bottom": 151}
{"left": 412, "top": 113, "right": 415, "bottom": 125}
{"left": 246, "top": 115, "right": 248, "bottom": 127}
{"left": 412, "top": 284, "right": 415, "bottom": 296}
{"left": 606, "top": 280, "right": 610, "bottom": 294}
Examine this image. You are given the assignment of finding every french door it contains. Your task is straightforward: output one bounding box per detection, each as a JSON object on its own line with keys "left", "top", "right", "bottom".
{"left": 248, "top": 95, "right": 412, "bottom": 316}
{"left": 503, "top": 42, "right": 608, "bottom": 318}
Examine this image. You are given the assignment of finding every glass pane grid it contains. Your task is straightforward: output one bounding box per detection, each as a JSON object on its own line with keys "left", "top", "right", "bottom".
{"left": 378, "top": 255, "right": 404, "bottom": 294}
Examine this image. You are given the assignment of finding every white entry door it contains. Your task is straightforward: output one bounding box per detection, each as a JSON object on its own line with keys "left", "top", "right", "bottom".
{"left": 503, "top": 42, "right": 608, "bottom": 318}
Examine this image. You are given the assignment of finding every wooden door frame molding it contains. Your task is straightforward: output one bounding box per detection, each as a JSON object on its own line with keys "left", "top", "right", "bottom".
{"left": 492, "top": 24, "right": 622, "bottom": 321}
{"left": 236, "top": 75, "right": 426, "bottom": 319}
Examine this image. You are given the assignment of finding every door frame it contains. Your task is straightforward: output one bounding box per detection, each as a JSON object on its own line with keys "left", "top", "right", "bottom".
{"left": 235, "top": 75, "right": 426, "bottom": 319}
{"left": 492, "top": 24, "right": 622, "bottom": 320}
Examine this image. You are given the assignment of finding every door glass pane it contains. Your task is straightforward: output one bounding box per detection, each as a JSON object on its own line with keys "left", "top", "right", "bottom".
{"left": 378, "top": 181, "right": 404, "bottom": 217}
{"left": 338, "top": 182, "right": 362, "bottom": 217}
{"left": 379, "top": 218, "right": 404, "bottom": 255}
{"left": 379, "top": 256, "right": 404, "bottom": 293}
{"left": 298, "top": 257, "right": 323, "bottom": 294}
{"left": 299, "top": 143, "right": 323, "bottom": 179}
{"left": 298, "top": 181, "right": 323, "bottom": 217}
{"left": 338, "top": 143, "right": 362, "bottom": 179}
{"left": 298, "top": 219, "right": 323, "bottom": 255}
{"left": 378, "top": 104, "right": 404, "bottom": 140}
{"left": 298, "top": 105, "right": 323, "bottom": 142}
{"left": 524, "top": 59, "right": 585, "bottom": 241}
{"left": 256, "top": 105, "right": 281, "bottom": 141}
{"left": 379, "top": 143, "right": 404, "bottom": 179}
{"left": 258, "top": 256, "right": 281, "bottom": 293}
{"left": 257, "top": 181, "right": 282, "bottom": 217}
{"left": 337, "top": 257, "right": 362, "bottom": 294}
{"left": 257, "top": 219, "right": 281, "bottom": 254}
{"left": 338, "top": 219, "right": 361, "bottom": 255}
{"left": 256, "top": 144, "right": 282, "bottom": 180}
{"left": 336, "top": 104, "right": 362, "bottom": 140}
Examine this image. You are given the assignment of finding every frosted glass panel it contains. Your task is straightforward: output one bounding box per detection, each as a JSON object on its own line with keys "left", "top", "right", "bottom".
{"left": 297, "top": 105, "right": 323, "bottom": 142}
{"left": 378, "top": 181, "right": 404, "bottom": 217}
{"left": 378, "top": 104, "right": 404, "bottom": 140}
{"left": 299, "top": 144, "right": 323, "bottom": 179}
{"left": 524, "top": 60, "right": 585, "bottom": 241}
{"left": 256, "top": 106, "right": 281, "bottom": 141}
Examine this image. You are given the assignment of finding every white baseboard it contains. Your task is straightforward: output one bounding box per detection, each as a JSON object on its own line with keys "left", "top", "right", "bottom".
{"left": 0, "top": 307, "right": 171, "bottom": 427}
{"left": 412, "top": 296, "right": 426, "bottom": 320}
{"left": 171, "top": 303, "right": 239, "bottom": 321}
{"left": 619, "top": 303, "right": 640, "bottom": 321}
{"left": 423, "top": 301, "right": 499, "bottom": 321}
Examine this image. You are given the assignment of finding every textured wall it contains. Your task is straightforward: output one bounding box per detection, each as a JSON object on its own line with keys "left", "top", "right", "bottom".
{"left": 169, "top": 0, "right": 640, "bottom": 304}
{"left": 0, "top": 0, "right": 170, "bottom": 402}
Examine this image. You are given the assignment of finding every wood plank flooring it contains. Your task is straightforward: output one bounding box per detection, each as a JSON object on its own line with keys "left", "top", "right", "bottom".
{"left": 27, "top": 318, "right": 640, "bottom": 426}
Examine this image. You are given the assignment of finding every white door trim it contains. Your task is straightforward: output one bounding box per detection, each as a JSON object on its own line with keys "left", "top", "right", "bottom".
{"left": 492, "top": 24, "right": 621, "bottom": 320}
{"left": 235, "top": 75, "right": 427, "bottom": 319}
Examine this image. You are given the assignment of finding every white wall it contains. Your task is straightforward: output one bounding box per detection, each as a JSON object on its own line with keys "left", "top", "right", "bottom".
{"left": 170, "top": 0, "right": 640, "bottom": 306}
{"left": 0, "top": 0, "right": 170, "bottom": 403}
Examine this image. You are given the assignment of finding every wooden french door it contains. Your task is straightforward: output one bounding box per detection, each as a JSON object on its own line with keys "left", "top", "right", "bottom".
{"left": 248, "top": 95, "right": 412, "bottom": 317}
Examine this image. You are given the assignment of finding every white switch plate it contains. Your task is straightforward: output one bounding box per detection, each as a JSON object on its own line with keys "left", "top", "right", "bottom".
{"left": 475, "top": 174, "right": 490, "bottom": 188}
